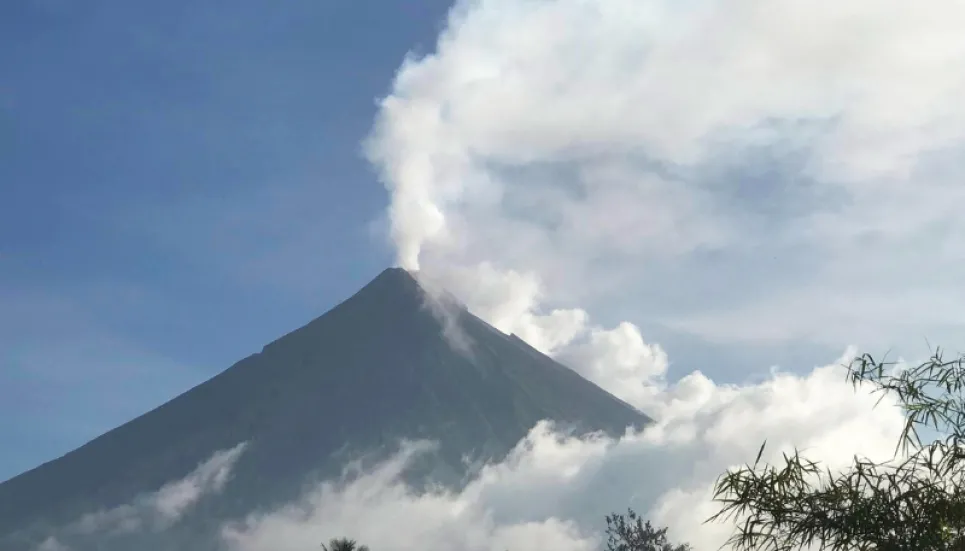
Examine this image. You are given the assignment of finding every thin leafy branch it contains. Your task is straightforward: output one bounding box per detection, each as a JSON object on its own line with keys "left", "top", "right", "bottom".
{"left": 605, "top": 509, "right": 692, "bottom": 551}
{"left": 707, "top": 349, "right": 965, "bottom": 551}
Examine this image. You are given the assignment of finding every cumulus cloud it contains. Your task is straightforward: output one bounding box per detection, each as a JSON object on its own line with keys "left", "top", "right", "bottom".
{"left": 556, "top": 322, "right": 669, "bottom": 411}
{"left": 366, "top": 0, "right": 965, "bottom": 352}
{"left": 222, "top": 353, "right": 906, "bottom": 551}
{"left": 416, "top": 263, "right": 590, "bottom": 356}
{"left": 223, "top": 440, "right": 593, "bottom": 551}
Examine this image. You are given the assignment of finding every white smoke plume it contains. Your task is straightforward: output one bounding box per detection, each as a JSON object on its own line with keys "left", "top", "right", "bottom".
{"left": 365, "top": 0, "right": 965, "bottom": 351}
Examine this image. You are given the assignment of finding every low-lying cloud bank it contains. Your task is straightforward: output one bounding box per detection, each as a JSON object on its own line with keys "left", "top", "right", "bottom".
{"left": 26, "top": 442, "right": 247, "bottom": 551}
{"left": 29, "top": 351, "right": 906, "bottom": 551}
{"left": 223, "top": 351, "right": 905, "bottom": 551}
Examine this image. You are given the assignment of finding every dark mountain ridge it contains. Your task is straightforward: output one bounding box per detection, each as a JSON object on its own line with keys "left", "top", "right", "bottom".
{"left": 0, "top": 267, "right": 650, "bottom": 549}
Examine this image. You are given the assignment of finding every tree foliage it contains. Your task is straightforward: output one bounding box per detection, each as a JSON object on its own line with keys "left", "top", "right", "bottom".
{"left": 708, "top": 348, "right": 965, "bottom": 551}
{"left": 605, "top": 509, "right": 692, "bottom": 551}
{"left": 321, "top": 537, "right": 370, "bottom": 551}
{"left": 320, "top": 513, "right": 689, "bottom": 551}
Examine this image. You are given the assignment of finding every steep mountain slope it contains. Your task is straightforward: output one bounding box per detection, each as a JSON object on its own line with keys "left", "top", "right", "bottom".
{"left": 0, "top": 268, "right": 649, "bottom": 549}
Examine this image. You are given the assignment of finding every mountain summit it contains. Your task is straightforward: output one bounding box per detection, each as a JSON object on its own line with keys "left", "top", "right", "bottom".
{"left": 0, "top": 267, "right": 650, "bottom": 550}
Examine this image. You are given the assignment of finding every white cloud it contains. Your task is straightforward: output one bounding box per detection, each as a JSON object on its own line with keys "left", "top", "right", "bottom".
{"left": 222, "top": 440, "right": 592, "bottom": 551}
{"left": 366, "top": 0, "right": 965, "bottom": 352}
{"left": 556, "top": 322, "right": 669, "bottom": 411}
{"left": 417, "top": 262, "right": 590, "bottom": 356}
{"left": 35, "top": 537, "right": 70, "bottom": 551}
{"left": 152, "top": 442, "right": 247, "bottom": 523}
{"left": 50, "top": 442, "right": 247, "bottom": 543}
{"left": 222, "top": 354, "right": 906, "bottom": 551}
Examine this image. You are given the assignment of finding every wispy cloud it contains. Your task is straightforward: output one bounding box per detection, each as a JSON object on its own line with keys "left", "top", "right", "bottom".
{"left": 220, "top": 353, "right": 905, "bottom": 551}
{"left": 15, "top": 442, "right": 248, "bottom": 550}
{"left": 72, "top": 442, "right": 246, "bottom": 535}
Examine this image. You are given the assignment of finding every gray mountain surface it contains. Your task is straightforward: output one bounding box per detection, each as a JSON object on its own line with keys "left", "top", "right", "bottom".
{"left": 0, "top": 267, "right": 650, "bottom": 550}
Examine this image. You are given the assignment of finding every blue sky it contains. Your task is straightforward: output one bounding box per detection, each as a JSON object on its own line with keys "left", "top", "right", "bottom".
{"left": 0, "top": 0, "right": 453, "bottom": 481}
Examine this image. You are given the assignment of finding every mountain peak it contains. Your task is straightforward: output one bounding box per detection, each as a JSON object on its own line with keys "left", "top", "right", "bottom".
{"left": 359, "top": 266, "right": 424, "bottom": 300}
{"left": 259, "top": 266, "right": 429, "bottom": 354}
{"left": 0, "top": 266, "right": 650, "bottom": 551}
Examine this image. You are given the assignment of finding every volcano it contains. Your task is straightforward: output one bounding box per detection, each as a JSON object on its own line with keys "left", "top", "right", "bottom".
{"left": 0, "top": 268, "right": 650, "bottom": 550}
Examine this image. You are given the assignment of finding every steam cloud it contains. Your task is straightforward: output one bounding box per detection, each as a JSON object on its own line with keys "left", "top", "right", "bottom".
{"left": 366, "top": 0, "right": 965, "bottom": 351}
